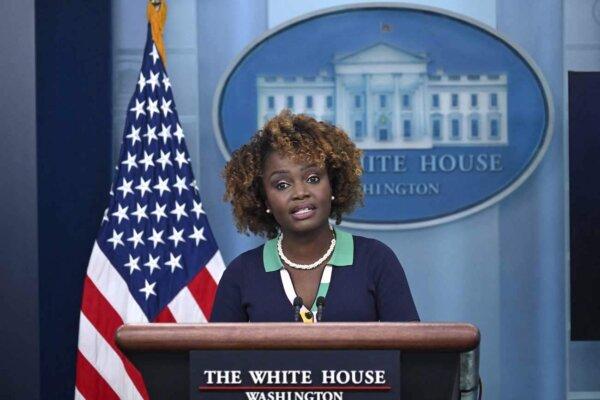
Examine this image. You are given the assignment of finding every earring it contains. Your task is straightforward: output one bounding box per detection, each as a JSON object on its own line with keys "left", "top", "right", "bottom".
{"left": 266, "top": 208, "right": 271, "bottom": 214}
{"left": 331, "top": 195, "right": 335, "bottom": 201}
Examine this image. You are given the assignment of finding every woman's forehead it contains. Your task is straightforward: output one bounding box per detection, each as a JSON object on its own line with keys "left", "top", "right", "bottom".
{"left": 262, "top": 151, "right": 325, "bottom": 173}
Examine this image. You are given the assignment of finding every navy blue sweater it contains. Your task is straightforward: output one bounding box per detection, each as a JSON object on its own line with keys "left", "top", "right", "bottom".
{"left": 210, "top": 234, "right": 419, "bottom": 322}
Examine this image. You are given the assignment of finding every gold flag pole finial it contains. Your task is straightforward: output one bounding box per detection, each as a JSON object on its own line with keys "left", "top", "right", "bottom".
{"left": 147, "top": 0, "right": 168, "bottom": 66}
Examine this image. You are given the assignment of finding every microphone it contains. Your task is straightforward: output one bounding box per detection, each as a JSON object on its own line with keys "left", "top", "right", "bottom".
{"left": 316, "top": 296, "right": 325, "bottom": 322}
{"left": 293, "top": 296, "right": 303, "bottom": 322}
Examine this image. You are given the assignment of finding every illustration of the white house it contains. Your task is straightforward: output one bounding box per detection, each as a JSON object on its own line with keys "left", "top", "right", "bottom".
{"left": 256, "top": 43, "right": 508, "bottom": 149}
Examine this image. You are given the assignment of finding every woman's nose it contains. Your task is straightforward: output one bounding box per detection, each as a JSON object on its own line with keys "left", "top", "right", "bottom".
{"left": 292, "top": 181, "right": 309, "bottom": 199}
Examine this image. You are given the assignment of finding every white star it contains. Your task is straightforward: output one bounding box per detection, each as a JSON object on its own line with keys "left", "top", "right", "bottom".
{"left": 121, "top": 151, "right": 138, "bottom": 172}
{"left": 160, "top": 98, "right": 173, "bottom": 117}
{"left": 153, "top": 176, "right": 171, "bottom": 197}
{"left": 125, "top": 125, "right": 141, "bottom": 146}
{"left": 131, "top": 203, "right": 148, "bottom": 223}
{"left": 116, "top": 178, "right": 134, "bottom": 199}
{"left": 127, "top": 228, "right": 145, "bottom": 249}
{"left": 129, "top": 98, "right": 146, "bottom": 120}
{"left": 158, "top": 123, "right": 172, "bottom": 144}
{"left": 170, "top": 201, "right": 188, "bottom": 221}
{"left": 138, "top": 152, "right": 154, "bottom": 172}
{"left": 189, "top": 226, "right": 206, "bottom": 246}
{"left": 144, "top": 124, "right": 158, "bottom": 145}
{"left": 162, "top": 74, "right": 172, "bottom": 91}
{"left": 111, "top": 204, "right": 129, "bottom": 224}
{"left": 174, "top": 150, "right": 189, "bottom": 168}
{"left": 156, "top": 150, "right": 173, "bottom": 170}
{"left": 148, "top": 228, "right": 165, "bottom": 249}
{"left": 137, "top": 72, "right": 146, "bottom": 93}
{"left": 124, "top": 254, "right": 141, "bottom": 275}
{"left": 139, "top": 279, "right": 157, "bottom": 300}
{"left": 173, "top": 175, "right": 189, "bottom": 195}
{"left": 190, "top": 180, "right": 199, "bottom": 193}
{"left": 191, "top": 200, "right": 206, "bottom": 219}
{"left": 144, "top": 254, "right": 161, "bottom": 275}
{"left": 107, "top": 229, "right": 124, "bottom": 249}
{"left": 135, "top": 177, "right": 152, "bottom": 197}
{"left": 173, "top": 123, "right": 185, "bottom": 144}
{"left": 165, "top": 252, "right": 183, "bottom": 273}
{"left": 102, "top": 207, "right": 109, "bottom": 224}
{"left": 150, "top": 202, "right": 167, "bottom": 222}
{"left": 168, "top": 227, "right": 186, "bottom": 248}
{"left": 146, "top": 98, "right": 159, "bottom": 118}
{"left": 147, "top": 70, "right": 160, "bottom": 92}
{"left": 149, "top": 44, "right": 160, "bottom": 65}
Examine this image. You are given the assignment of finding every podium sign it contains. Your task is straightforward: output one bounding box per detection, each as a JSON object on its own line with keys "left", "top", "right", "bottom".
{"left": 116, "top": 323, "right": 480, "bottom": 399}
{"left": 190, "top": 350, "right": 400, "bottom": 400}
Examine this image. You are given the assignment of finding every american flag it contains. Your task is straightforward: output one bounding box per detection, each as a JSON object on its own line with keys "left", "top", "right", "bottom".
{"left": 74, "top": 27, "right": 224, "bottom": 399}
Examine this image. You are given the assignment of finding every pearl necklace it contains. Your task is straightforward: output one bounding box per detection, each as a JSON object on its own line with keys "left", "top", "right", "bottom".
{"left": 277, "top": 228, "right": 336, "bottom": 270}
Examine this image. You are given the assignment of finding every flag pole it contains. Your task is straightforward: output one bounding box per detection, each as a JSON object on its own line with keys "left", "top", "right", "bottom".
{"left": 147, "top": 0, "right": 168, "bottom": 66}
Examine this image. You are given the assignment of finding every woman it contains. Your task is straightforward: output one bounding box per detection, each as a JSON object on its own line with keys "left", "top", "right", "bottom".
{"left": 211, "top": 110, "right": 418, "bottom": 322}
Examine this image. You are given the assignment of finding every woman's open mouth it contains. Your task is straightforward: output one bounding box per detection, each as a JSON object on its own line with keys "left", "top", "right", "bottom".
{"left": 290, "top": 205, "right": 316, "bottom": 220}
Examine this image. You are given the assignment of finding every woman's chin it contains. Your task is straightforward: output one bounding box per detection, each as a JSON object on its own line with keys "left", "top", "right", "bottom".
{"left": 283, "top": 216, "right": 330, "bottom": 236}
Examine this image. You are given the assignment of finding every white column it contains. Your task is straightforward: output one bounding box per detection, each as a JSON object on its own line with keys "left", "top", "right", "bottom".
{"left": 365, "top": 74, "right": 372, "bottom": 140}
{"left": 335, "top": 74, "right": 345, "bottom": 130}
{"left": 417, "top": 74, "right": 427, "bottom": 144}
{"left": 394, "top": 74, "right": 401, "bottom": 144}
{"left": 257, "top": 84, "right": 264, "bottom": 129}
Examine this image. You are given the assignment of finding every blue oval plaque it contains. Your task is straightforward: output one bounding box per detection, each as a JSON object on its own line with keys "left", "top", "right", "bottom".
{"left": 213, "top": 4, "right": 552, "bottom": 229}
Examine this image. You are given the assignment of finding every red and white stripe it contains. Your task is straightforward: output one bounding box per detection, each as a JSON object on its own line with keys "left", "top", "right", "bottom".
{"left": 75, "top": 242, "right": 223, "bottom": 399}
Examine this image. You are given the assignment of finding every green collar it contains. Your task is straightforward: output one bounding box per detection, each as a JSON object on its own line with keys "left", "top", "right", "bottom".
{"left": 263, "top": 227, "right": 353, "bottom": 272}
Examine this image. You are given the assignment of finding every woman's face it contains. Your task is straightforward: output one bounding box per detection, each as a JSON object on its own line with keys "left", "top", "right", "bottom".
{"left": 262, "top": 152, "right": 332, "bottom": 236}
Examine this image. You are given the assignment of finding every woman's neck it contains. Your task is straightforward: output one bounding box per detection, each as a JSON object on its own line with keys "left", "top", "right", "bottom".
{"left": 280, "top": 224, "right": 334, "bottom": 265}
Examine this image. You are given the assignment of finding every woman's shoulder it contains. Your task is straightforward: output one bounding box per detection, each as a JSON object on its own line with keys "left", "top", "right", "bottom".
{"left": 342, "top": 232, "right": 403, "bottom": 274}
{"left": 350, "top": 233, "right": 397, "bottom": 258}
{"left": 224, "top": 244, "right": 266, "bottom": 276}
{"left": 227, "top": 244, "right": 264, "bottom": 269}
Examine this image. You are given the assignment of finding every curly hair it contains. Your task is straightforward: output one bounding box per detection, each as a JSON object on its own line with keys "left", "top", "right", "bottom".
{"left": 222, "top": 109, "right": 364, "bottom": 238}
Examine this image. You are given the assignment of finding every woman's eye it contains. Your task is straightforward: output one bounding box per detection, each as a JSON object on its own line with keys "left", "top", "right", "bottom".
{"left": 307, "top": 175, "right": 320, "bottom": 184}
{"left": 275, "top": 182, "right": 290, "bottom": 190}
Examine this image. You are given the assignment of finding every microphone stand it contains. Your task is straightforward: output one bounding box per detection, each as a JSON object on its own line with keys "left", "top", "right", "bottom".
{"left": 316, "top": 296, "right": 325, "bottom": 322}
{"left": 293, "top": 296, "right": 303, "bottom": 322}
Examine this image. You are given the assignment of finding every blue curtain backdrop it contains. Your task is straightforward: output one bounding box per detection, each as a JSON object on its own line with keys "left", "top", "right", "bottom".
{"left": 111, "top": 1, "right": 567, "bottom": 399}
{"left": 36, "top": 1, "right": 113, "bottom": 398}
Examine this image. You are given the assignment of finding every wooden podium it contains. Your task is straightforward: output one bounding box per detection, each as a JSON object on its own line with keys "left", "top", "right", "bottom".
{"left": 117, "top": 323, "right": 480, "bottom": 399}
